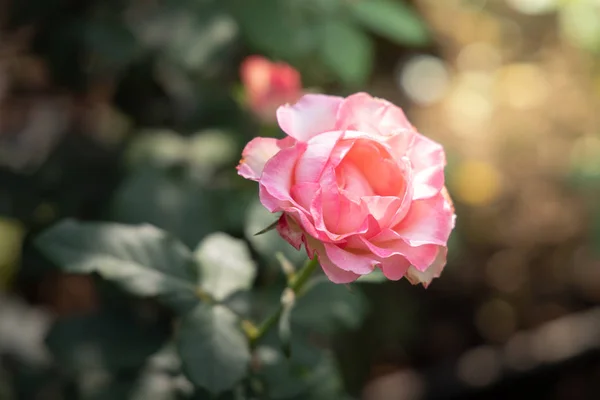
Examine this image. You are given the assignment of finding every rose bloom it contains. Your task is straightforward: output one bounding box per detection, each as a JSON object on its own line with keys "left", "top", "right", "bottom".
{"left": 238, "top": 93, "right": 456, "bottom": 286}
{"left": 240, "top": 55, "right": 302, "bottom": 123}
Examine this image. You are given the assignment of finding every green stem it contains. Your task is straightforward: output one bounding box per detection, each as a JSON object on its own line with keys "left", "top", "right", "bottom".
{"left": 289, "top": 256, "right": 319, "bottom": 292}
{"left": 249, "top": 256, "right": 319, "bottom": 346}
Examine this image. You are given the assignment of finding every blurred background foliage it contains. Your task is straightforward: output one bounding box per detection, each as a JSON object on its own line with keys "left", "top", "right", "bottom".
{"left": 3, "top": 0, "right": 600, "bottom": 399}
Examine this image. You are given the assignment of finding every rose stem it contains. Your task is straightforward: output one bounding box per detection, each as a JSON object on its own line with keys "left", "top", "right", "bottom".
{"left": 247, "top": 256, "right": 319, "bottom": 347}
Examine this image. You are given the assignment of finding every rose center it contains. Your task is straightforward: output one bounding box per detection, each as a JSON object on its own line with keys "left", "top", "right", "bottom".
{"left": 335, "top": 139, "right": 406, "bottom": 198}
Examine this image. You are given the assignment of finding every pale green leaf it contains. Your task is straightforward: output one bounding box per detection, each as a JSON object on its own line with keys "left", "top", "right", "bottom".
{"left": 194, "top": 232, "right": 256, "bottom": 301}
{"left": 292, "top": 278, "right": 368, "bottom": 334}
{"left": 35, "top": 219, "right": 198, "bottom": 312}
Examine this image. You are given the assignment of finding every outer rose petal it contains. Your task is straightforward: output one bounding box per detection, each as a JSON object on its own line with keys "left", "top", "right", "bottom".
{"left": 408, "top": 133, "right": 446, "bottom": 200}
{"left": 406, "top": 246, "right": 448, "bottom": 288}
{"left": 335, "top": 93, "right": 412, "bottom": 136}
{"left": 323, "top": 243, "right": 377, "bottom": 274}
{"left": 237, "top": 136, "right": 295, "bottom": 180}
{"left": 306, "top": 237, "right": 360, "bottom": 284}
{"left": 379, "top": 255, "right": 412, "bottom": 280}
{"left": 276, "top": 94, "right": 343, "bottom": 142}
{"left": 356, "top": 235, "right": 438, "bottom": 272}
{"left": 259, "top": 142, "right": 306, "bottom": 212}
{"left": 394, "top": 192, "right": 455, "bottom": 247}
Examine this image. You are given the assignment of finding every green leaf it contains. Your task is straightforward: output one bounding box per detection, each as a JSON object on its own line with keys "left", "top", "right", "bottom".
{"left": 293, "top": 352, "right": 346, "bottom": 400}
{"left": 46, "top": 308, "right": 169, "bottom": 374}
{"left": 227, "top": 0, "right": 316, "bottom": 59}
{"left": 292, "top": 278, "right": 368, "bottom": 335}
{"left": 85, "top": 19, "right": 141, "bottom": 72}
{"left": 0, "top": 365, "right": 14, "bottom": 400}
{"left": 319, "top": 20, "right": 374, "bottom": 86}
{"left": 256, "top": 337, "right": 345, "bottom": 399}
{"left": 177, "top": 304, "right": 251, "bottom": 394}
{"left": 194, "top": 233, "right": 256, "bottom": 301}
{"left": 348, "top": 0, "right": 430, "bottom": 47}
{"left": 35, "top": 219, "right": 198, "bottom": 312}
{"left": 110, "top": 165, "right": 217, "bottom": 249}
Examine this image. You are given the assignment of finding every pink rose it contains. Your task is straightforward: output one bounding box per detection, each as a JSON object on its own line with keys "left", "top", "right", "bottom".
{"left": 240, "top": 55, "right": 302, "bottom": 123}
{"left": 238, "top": 93, "right": 456, "bottom": 286}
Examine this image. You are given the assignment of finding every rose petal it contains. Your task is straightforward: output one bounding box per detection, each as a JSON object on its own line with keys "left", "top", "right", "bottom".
{"left": 394, "top": 193, "right": 455, "bottom": 247}
{"left": 259, "top": 142, "right": 306, "bottom": 212}
{"left": 385, "top": 129, "right": 416, "bottom": 159}
{"left": 290, "top": 182, "right": 320, "bottom": 212}
{"left": 313, "top": 166, "right": 369, "bottom": 239}
{"left": 307, "top": 239, "right": 361, "bottom": 284}
{"left": 336, "top": 161, "right": 375, "bottom": 199}
{"left": 356, "top": 234, "right": 438, "bottom": 271}
{"left": 361, "top": 196, "right": 404, "bottom": 228}
{"left": 276, "top": 94, "right": 344, "bottom": 142}
{"left": 323, "top": 243, "right": 378, "bottom": 274}
{"left": 408, "top": 133, "right": 446, "bottom": 200}
{"left": 237, "top": 137, "right": 295, "bottom": 181}
{"left": 405, "top": 246, "right": 448, "bottom": 287}
{"left": 295, "top": 131, "right": 344, "bottom": 184}
{"left": 379, "top": 255, "right": 412, "bottom": 280}
{"left": 336, "top": 93, "right": 413, "bottom": 136}
{"left": 339, "top": 139, "right": 405, "bottom": 196}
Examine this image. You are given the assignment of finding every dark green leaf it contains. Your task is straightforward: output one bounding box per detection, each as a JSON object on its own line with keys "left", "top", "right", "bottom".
{"left": 0, "top": 365, "right": 14, "bottom": 400}
{"left": 228, "top": 0, "right": 316, "bottom": 59}
{"left": 291, "top": 352, "right": 345, "bottom": 400}
{"left": 194, "top": 232, "right": 256, "bottom": 301}
{"left": 164, "top": 12, "right": 238, "bottom": 72}
{"left": 348, "top": 0, "right": 430, "bottom": 46}
{"left": 309, "top": 0, "right": 343, "bottom": 15}
{"left": 35, "top": 219, "right": 198, "bottom": 311}
{"left": 292, "top": 278, "right": 368, "bottom": 334}
{"left": 46, "top": 308, "right": 169, "bottom": 374}
{"left": 256, "top": 337, "right": 345, "bottom": 400}
{"left": 254, "top": 345, "right": 307, "bottom": 399}
{"left": 177, "top": 304, "right": 250, "bottom": 394}
{"left": 110, "top": 165, "right": 217, "bottom": 248}
{"left": 319, "top": 20, "right": 374, "bottom": 86}
{"left": 188, "top": 384, "right": 251, "bottom": 400}
{"left": 85, "top": 20, "right": 141, "bottom": 72}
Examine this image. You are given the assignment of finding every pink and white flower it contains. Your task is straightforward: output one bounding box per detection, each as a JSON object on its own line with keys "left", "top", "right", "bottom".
{"left": 238, "top": 92, "right": 456, "bottom": 286}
